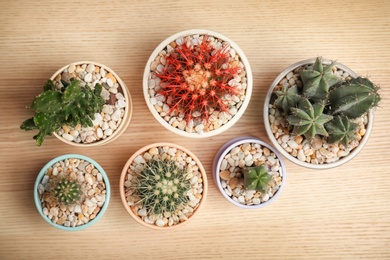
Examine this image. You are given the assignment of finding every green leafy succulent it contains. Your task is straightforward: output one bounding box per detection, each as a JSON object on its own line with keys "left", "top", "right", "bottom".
{"left": 20, "top": 79, "right": 105, "bottom": 146}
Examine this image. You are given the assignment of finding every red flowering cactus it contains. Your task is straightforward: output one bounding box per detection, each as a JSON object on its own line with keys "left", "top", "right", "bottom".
{"left": 155, "top": 36, "right": 242, "bottom": 130}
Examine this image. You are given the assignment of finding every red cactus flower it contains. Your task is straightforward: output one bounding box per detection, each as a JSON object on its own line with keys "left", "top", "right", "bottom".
{"left": 155, "top": 35, "right": 242, "bottom": 129}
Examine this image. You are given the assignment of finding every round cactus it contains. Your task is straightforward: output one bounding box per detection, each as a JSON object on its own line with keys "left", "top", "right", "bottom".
{"left": 53, "top": 179, "right": 82, "bottom": 205}
{"left": 136, "top": 160, "right": 191, "bottom": 214}
{"left": 243, "top": 164, "right": 272, "bottom": 193}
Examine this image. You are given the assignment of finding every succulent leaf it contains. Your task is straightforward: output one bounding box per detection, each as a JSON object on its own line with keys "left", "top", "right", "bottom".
{"left": 274, "top": 85, "right": 301, "bottom": 113}
{"left": 243, "top": 165, "right": 272, "bottom": 193}
{"left": 325, "top": 115, "right": 359, "bottom": 146}
{"left": 300, "top": 57, "right": 341, "bottom": 101}
{"left": 287, "top": 98, "right": 333, "bottom": 139}
{"left": 329, "top": 77, "right": 381, "bottom": 119}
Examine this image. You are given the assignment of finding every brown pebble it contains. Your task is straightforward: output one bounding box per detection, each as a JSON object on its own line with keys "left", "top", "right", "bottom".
{"left": 229, "top": 178, "right": 240, "bottom": 189}
{"left": 108, "top": 93, "right": 117, "bottom": 105}
{"left": 220, "top": 170, "right": 231, "bottom": 181}
{"left": 295, "top": 135, "right": 303, "bottom": 144}
{"left": 195, "top": 193, "right": 202, "bottom": 199}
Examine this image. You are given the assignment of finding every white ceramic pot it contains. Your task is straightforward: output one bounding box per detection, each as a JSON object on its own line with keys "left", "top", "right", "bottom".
{"left": 143, "top": 29, "right": 253, "bottom": 138}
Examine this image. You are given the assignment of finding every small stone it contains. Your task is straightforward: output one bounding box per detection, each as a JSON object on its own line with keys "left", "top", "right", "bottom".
{"left": 138, "top": 208, "right": 147, "bottom": 217}
{"left": 253, "top": 198, "right": 261, "bottom": 205}
{"left": 62, "top": 133, "right": 74, "bottom": 141}
{"left": 238, "top": 196, "right": 245, "bottom": 203}
{"left": 68, "top": 64, "right": 76, "bottom": 73}
{"left": 107, "top": 78, "right": 114, "bottom": 88}
{"left": 134, "top": 155, "right": 146, "bottom": 164}
{"left": 149, "top": 147, "right": 158, "bottom": 155}
{"left": 86, "top": 64, "right": 95, "bottom": 73}
{"left": 96, "top": 128, "right": 103, "bottom": 138}
{"left": 287, "top": 140, "right": 298, "bottom": 149}
{"left": 104, "top": 128, "right": 113, "bottom": 136}
{"left": 220, "top": 170, "right": 231, "bottom": 181}
{"left": 297, "top": 149, "right": 306, "bottom": 161}
{"left": 156, "top": 219, "right": 165, "bottom": 227}
{"left": 111, "top": 110, "right": 121, "bottom": 121}
{"left": 84, "top": 73, "right": 92, "bottom": 83}
{"left": 229, "top": 178, "right": 240, "bottom": 189}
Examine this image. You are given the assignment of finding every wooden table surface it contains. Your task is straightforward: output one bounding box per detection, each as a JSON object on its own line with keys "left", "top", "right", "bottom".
{"left": 1, "top": 0, "right": 389, "bottom": 259}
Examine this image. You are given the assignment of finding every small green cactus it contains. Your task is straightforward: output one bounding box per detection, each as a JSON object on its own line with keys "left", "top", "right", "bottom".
{"left": 287, "top": 98, "right": 333, "bottom": 139}
{"left": 53, "top": 179, "right": 82, "bottom": 205}
{"left": 20, "top": 79, "right": 105, "bottom": 146}
{"left": 326, "top": 115, "right": 359, "bottom": 146}
{"left": 274, "top": 85, "right": 301, "bottom": 113}
{"left": 243, "top": 164, "right": 272, "bottom": 193}
{"left": 300, "top": 57, "right": 341, "bottom": 101}
{"left": 136, "top": 160, "right": 191, "bottom": 215}
{"left": 329, "top": 77, "right": 381, "bottom": 119}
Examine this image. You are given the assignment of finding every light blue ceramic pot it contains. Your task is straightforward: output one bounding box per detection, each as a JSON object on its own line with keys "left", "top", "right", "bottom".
{"left": 34, "top": 154, "right": 110, "bottom": 231}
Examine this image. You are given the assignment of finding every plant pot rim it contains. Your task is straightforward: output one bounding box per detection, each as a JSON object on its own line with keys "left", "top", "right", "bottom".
{"left": 143, "top": 29, "right": 253, "bottom": 138}
{"left": 119, "top": 142, "right": 208, "bottom": 230}
{"left": 52, "top": 61, "right": 133, "bottom": 147}
{"left": 212, "top": 136, "right": 286, "bottom": 209}
{"left": 263, "top": 57, "right": 375, "bottom": 169}
{"left": 34, "top": 153, "right": 111, "bottom": 231}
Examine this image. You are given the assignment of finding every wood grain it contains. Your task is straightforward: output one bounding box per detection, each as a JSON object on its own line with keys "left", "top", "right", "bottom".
{"left": 0, "top": 0, "right": 389, "bottom": 259}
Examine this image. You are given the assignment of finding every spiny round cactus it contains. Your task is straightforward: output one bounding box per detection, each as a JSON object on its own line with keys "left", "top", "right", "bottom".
{"left": 136, "top": 160, "right": 191, "bottom": 214}
{"left": 243, "top": 165, "right": 272, "bottom": 193}
{"left": 156, "top": 35, "right": 241, "bottom": 128}
{"left": 53, "top": 179, "right": 82, "bottom": 205}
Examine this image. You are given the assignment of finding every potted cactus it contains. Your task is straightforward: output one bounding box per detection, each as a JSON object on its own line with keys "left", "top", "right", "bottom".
{"left": 120, "top": 143, "right": 208, "bottom": 229}
{"left": 212, "top": 136, "right": 286, "bottom": 209}
{"left": 264, "top": 57, "right": 380, "bottom": 169}
{"left": 143, "top": 29, "right": 253, "bottom": 138}
{"left": 34, "top": 154, "right": 110, "bottom": 231}
{"left": 21, "top": 61, "right": 132, "bottom": 146}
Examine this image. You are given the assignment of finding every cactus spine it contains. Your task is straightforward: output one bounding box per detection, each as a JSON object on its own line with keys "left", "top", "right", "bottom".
{"left": 243, "top": 164, "right": 272, "bottom": 193}
{"left": 20, "top": 79, "right": 105, "bottom": 146}
{"left": 136, "top": 160, "right": 191, "bottom": 215}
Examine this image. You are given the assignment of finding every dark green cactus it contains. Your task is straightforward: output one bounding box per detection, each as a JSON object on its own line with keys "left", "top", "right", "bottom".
{"left": 287, "top": 98, "right": 333, "bottom": 139}
{"left": 243, "top": 164, "right": 272, "bottom": 193}
{"left": 325, "top": 115, "right": 359, "bottom": 146}
{"left": 329, "top": 77, "right": 381, "bottom": 119}
{"left": 136, "top": 160, "right": 191, "bottom": 215}
{"left": 53, "top": 179, "right": 82, "bottom": 205}
{"left": 20, "top": 79, "right": 105, "bottom": 146}
{"left": 300, "top": 57, "right": 341, "bottom": 101}
{"left": 274, "top": 85, "right": 301, "bottom": 113}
